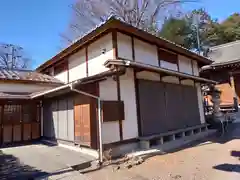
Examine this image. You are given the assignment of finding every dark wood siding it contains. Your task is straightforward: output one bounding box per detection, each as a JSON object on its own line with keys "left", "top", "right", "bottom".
{"left": 0, "top": 100, "right": 41, "bottom": 146}
{"left": 138, "top": 79, "right": 201, "bottom": 136}
{"left": 138, "top": 80, "right": 166, "bottom": 136}
{"left": 182, "top": 85, "right": 201, "bottom": 127}
{"left": 165, "top": 83, "right": 184, "bottom": 130}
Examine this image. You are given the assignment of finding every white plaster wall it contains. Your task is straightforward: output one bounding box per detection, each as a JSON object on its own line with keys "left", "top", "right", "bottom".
{"left": 193, "top": 60, "right": 199, "bottom": 76}
{"left": 160, "top": 60, "right": 178, "bottom": 71}
{"left": 162, "top": 76, "right": 180, "bottom": 84}
{"left": 178, "top": 55, "right": 193, "bottom": 75}
{"left": 134, "top": 39, "right": 158, "bottom": 66}
{"left": 181, "top": 79, "right": 195, "bottom": 86}
{"left": 0, "top": 83, "right": 56, "bottom": 93}
{"left": 120, "top": 69, "right": 138, "bottom": 140}
{"left": 136, "top": 71, "right": 160, "bottom": 81}
{"left": 88, "top": 33, "right": 113, "bottom": 76}
{"left": 54, "top": 71, "right": 68, "bottom": 83}
{"left": 117, "top": 32, "right": 133, "bottom": 60}
{"left": 195, "top": 82, "right": 205, "bottom": 124}
{"left": 68, "top": 48, "right": 86, "bottom": 82}
{"left": 99, "top": 77, "right": 120, "bottom": 144}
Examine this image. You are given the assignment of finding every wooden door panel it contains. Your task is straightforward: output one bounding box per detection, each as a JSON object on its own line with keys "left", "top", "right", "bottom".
{"left": 165, "top": 83, "right": 184, "bottom": 131}
{"left": 138, "top": 80, "right": 167, "bottom": 136}
{"left": 3, "top": 126, "right": 12, "bottom": 143}
{"left": 32, "top": 122, "right": 40, "bottom": 139}
{"left": 23, "top": 124, "right": 31, "bottom": 141}
{"left": 74, "top": 95, "right": 91, "bottom": 146}
{"left": 13, "top": 125, "right": 21, "bottom": 142}
{"left": 182, "top": 86, "right": 201, "bottom": 127}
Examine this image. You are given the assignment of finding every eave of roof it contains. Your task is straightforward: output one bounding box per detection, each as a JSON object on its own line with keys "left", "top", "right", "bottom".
{"left": 105, "top": 59, "right": 217, "bottom": 84}
{"left": 36, "top": 16, "right": 212, "bottom": 72}
{"left": 31, "top": 68, "right": 125, "bottom": 99}
{"left": 201, "top": 58, "right": 240, "bottom": 71}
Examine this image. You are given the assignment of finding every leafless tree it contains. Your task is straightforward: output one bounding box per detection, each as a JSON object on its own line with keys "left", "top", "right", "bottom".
{"left": 63, "top": 0, "right": 197, "bottom": 44}
{"left": 0, "top": 43, "right": 31, "bottom": 69}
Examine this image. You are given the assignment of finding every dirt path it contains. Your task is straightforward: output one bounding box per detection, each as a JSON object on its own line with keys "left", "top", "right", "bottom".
{"left": 86, "top": 123, "right": 240, "bottom": 180}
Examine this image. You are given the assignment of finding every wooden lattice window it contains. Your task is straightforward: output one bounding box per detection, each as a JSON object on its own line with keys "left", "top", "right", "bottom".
{"left": 3, "top": 104, "right": 21, "bottom": 124}
{"left": 54, "top": 61, "right": 68, "bottom": 75}
{"left": 158, "top": 49, "right": 178, "bottom": 64}
{"left": 22, "top": 104, "right": 32, "bottom": 123}
{"left": 22, "top": 103, "right": 38, "bottom": 123}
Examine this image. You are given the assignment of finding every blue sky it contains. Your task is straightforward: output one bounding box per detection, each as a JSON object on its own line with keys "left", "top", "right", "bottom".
{"left": 0, "top": 0, "right": 239, "bottom": 69}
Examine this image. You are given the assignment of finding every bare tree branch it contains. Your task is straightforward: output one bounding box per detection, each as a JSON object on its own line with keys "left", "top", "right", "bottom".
{"left": 61, "top": 0, "right": 198, "bottom": 45}
{"left": 0, "top": 43, "right": 31, "bottom": 69}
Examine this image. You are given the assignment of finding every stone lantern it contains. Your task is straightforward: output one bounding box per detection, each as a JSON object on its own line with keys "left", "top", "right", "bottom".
{"left": 210, "top": 86, "right": 223, "bottom": 122}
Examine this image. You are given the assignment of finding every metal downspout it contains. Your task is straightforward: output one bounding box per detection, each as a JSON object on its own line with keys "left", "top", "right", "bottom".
{"left": 69, "top": 83, "right": 103, "bottom": 165}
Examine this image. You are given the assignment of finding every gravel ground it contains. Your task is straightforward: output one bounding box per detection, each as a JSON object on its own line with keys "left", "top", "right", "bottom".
{"left": 86, "top": 123, "right": 240, "bottom": 180}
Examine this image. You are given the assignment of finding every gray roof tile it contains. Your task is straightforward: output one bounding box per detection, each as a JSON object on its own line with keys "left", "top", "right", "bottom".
{"left": 208, "top": 40, "right": 240, "bottom": 64}
{"left": 0, "top": 68, "right": 63, "bottom": 84}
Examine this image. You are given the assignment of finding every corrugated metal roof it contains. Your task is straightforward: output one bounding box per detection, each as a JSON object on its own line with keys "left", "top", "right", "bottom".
{"left": 0, "top": 68, "right": 63, "bottom": 84}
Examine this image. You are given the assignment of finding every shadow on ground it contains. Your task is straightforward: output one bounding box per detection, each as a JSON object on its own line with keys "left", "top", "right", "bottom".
{"left": 82, "top": 121, "right": 240, "bottom": 174}
{"left": 0, "top": 149, "right": 47, "bottom": 180}
{"left": 213, "top": 150, "right": 240, "bottom": 173}
{"left": 213, "top": 163, "right": 240, "bottom": 173}
{"left": 0, "top": 141, "right": 79, "bottom": 179}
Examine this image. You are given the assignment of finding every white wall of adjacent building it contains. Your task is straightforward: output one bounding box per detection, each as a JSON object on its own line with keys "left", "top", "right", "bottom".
{"left": 115, "top": 33, "right": 202, "bottom": 76}
{"left": 117, "top": 32, "right": 133, "bottom": 60}
{"left": 53, "top": 32, "right": 114, "bottom": 83}
{"left": 88, "top": 33, "right": 113, "bottom": 76}
{"left": 99, "top": 77, "right": 120, "bottom": 144}
{"left": 54, "top": 71, "right": 68, "bottom": 83}
{"left": 119, "top": 69, "right": 138, "bottom": 140}
{"left": 178, "top": 55, "right": 193, "bottom": 75}
{"left": 134, "top": 39, "right": 159, "bottom": 66}
{"left": 99, "top": 69, "right": 138, "bottom": 144}
{"left": 68, "top": 48, "right": 87, "bottom": 82}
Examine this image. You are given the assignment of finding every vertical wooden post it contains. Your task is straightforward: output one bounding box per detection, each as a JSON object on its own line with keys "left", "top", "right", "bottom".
{"left": 0, "top": 105, "right": 3, "bottom": 145}
{"left": 230, "top": 73, "right": 236, "bottom": 94}
{"left": 230, "top": 73, "right": 238, "bottom": 109}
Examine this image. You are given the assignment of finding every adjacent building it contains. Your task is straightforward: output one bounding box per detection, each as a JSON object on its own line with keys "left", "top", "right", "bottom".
{"left": 201, "top": 41, "right": 240, "bottom": 109}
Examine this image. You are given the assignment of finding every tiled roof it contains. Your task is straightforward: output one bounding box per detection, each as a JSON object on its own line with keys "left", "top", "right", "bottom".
{"left": 0, "top": 92, "right": 31, "bottom": 99}
{"left": 208, "top": 40, "right": 240, "bottom": 65}
{"left": 0, "top": 68, "right": 63, "bottom": 84}
{"left": 37, "top": 16, "right": 212, "bottom": 71}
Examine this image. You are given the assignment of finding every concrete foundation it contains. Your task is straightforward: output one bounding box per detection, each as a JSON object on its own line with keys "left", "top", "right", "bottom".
{"left": 128, "top": 129, "right": 217, "bottom": 158}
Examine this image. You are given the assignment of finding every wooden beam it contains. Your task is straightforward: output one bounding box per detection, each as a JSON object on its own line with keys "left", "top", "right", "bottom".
{"left": 86, "top": 47, "right": 89, "bottom": 77}
{"left": 112, "top": 30, "right": 118, "bottom": 59}
{"left": 230, "top": 73, "right": 237, "bottom": 99}
{"left": 191, "top": 60, "right": 195, "bottom": 76}
{"left": 131, "top": 36, "right": 135, "bottom": 61}
{"left": 133, "top": 70, "right": 142, "bottom": 136}
{"left": 116, "top": 69, "right": 123, "bottom": 140}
